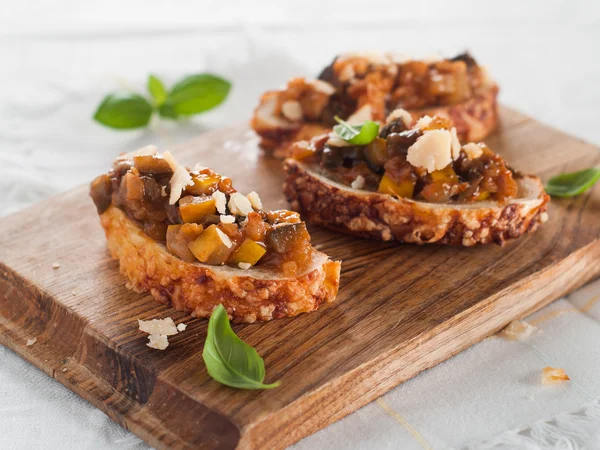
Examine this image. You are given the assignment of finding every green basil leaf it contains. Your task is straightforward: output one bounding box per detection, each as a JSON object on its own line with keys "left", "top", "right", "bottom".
{"left": 161, "top": 74, "right": 231, "bottom": 117}
{"left": 93, "top": 93, "right": 153, "bottom": 129}
{"left": 545, "top": 167, "right": 600, "bottom": 197}
{"left": 333, "top": 116, "right": 380, "bottom": 145}
{"left": 203, "top": 304, "right": 280, "bottom": 390}
{"left": 147, "top": 74, "right": 167, "bottom": 106}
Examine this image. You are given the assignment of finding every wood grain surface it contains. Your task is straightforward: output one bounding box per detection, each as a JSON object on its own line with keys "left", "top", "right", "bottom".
{"left": 1, "top": 107, "right": 599, "bottom": 450}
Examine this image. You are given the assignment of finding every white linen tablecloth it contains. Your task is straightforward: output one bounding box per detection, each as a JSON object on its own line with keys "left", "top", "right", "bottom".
{"left": 1, "top": 1, "right": 600, "bottom": 448}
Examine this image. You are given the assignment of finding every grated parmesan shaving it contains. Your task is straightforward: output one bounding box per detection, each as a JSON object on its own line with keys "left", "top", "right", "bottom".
{"left": 228, "top": 192, "right": 254, "bottom": 216}
{"left": 247, "top": 191, "right": 263, "bottom": 210}
{"left": 407, "top": 129, "right": 453, "bottom": 173}
{"left": 238, "top": 262, "right": 252, "bottom": 270}
{"left": 212, "top": 191, "right": 227, "bottom": 214}
{"left": 177, "top": 323, "right": 187, "bottom": 332}
{"left": 27, "top": 338, "right": 37, "bottom": 346}
{"left": 351, "top": 175, "right": 365, "bottom": 190}
{"left": 215, "top": 227, "right": 233, "bottom": 248}
{"left": 450, "top": 127, "right": 461, "bottom": 159}
{"left": 463, "top": 142, "right": 484, "bottom": 159}
{"left": 220, "top": 215, "right": 235, "bottom": 224}
{"left": 118, "top": 145, "right": 158, "bottom": 161}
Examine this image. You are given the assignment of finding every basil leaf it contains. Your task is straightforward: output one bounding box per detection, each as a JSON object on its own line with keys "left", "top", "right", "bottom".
{"left": 203, "top": 304, "right": 280, "bottom": 390}
{"left": 333, "top": 116, "right": 380, "bottom": 145}
{"left": 160, "top": 74, "right": 231, "bottom": 118}
{"left": 147, "top": 74, "right": 167, "bottom": 106}
{"left": 93, "top": 93, "right": 153, "bottom": 129}
{"left": 545, "top": 167, "right": 600, "bottom": 197}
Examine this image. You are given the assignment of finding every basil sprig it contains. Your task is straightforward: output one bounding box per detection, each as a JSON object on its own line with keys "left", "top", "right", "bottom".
{"left": 94, "top": 73, "right": 231, "bottom": 130}
{"left": 203, "top": 304, "right": 280, "bottom": 390}
{"left": 545, "top": 167, "right": 600, "bottom": 197}
{"left": 333, "top": 116, "right": 380, "bottom": 145}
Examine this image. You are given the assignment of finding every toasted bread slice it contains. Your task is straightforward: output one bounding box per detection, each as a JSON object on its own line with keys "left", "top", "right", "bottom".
{"left": 251, "top": 52, "right": 498, "bottom": 158}
{"left": 90, "top": 149, "right": 340, "bottom": 322}
{"left": 284, "top": 159, "right": 548, "bottom": 246}
{"left": 100, "top": 205, "right": 340, "bottom": 322}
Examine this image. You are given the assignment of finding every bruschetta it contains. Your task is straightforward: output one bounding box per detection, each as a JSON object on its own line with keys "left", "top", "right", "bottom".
{"left": 283, "top": 111, "right": 549, "bottom": 246}
{"left": 89, "top": 147, "right": 340, "bottom": 322}
{"left": 252, "top": 51, "right": 498, "bottom": 158}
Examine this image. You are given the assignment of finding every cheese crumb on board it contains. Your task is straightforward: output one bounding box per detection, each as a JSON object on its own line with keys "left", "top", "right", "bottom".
{"left": 542, "top": 367, "right": 570, "bottom": 385}
{"left": 407, "top": 129, "right": 453, "bottom": 173}
{"left": 177, "top": 323, "right": 187, "bottom": 332}
{"left": 52, "top": 262, "right": 61, "bottom": 270}
{"left": 138, "top": 318, "right": 178, "bottom": 336}
{"left": 501, "top": 320, "right": 536, "bottom": 341}
{"left": 26, "top": 338, "right": 37, "bottom": 346}
{"left": 147, "top": 334, "right": 169, "bottom": 350}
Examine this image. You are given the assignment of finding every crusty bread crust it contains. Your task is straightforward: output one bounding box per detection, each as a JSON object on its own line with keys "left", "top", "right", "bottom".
{"left": 283, "top": 159, "right": 549, "bottom": 246}
{"left": 100, "top": 206, "right": 341, "bottom": 323}
{"left": 252, "top": 84, "right": 499, "bottom": 158}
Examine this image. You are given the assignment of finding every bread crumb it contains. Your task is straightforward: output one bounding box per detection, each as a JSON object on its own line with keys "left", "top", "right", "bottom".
{"left": 542, "top": 366, "right": 570, "bottom": 385}
{"left": 177, "top": 323, "right": 187, "bottom": 332}
{"left": 52, "top": 262, "right": 61, "bottom": 270}
{"left": 351, "top": 175, "right": 366, "bottom": 190}
{"left": 138, "top": 318, "right": 178, "bottom": 336}
{"left": 501, "top": 320, "right": 536, "bottom": 341}
{"left": 26, "top": 338, "right": 37, "bottom": 346}
{"left": 238, "top": 262, "right": 252, "bottom": 270}
{"left": 71, "top": 291, "right": 77, "bottom": 296}
{"left": 147, "top": 334, "right": 169, "bottom": 350}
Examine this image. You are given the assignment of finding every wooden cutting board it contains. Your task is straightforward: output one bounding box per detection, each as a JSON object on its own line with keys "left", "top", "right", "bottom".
{"left": 1, "top": 107, "right": 600, "bottom": 450}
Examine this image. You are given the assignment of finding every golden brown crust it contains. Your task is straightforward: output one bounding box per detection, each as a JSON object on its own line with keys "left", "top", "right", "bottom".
{"left": 283, "top": 159, "right": 549, "bottom": 246}
{"left": 252, "top": 84, "right": 499, "bottom": 159}
{"left": 100, "top": 206, "right": 341, "bottom": 323}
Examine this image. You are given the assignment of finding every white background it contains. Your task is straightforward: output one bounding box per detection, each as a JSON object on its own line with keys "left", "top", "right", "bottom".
{"left": 1, "top": 1, "right": 600, "bottom": 449}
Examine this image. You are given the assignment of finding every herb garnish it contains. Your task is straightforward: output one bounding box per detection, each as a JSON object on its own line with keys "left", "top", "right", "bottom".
{"left": 94, "top": 73, "right": 231, "bottom": 130}
{"left": 545, "top": 167, "right": 600, "bottom": 198}
{"left": 333, "top": 116, "right": 380, "bottom": 145}
{"left": 203, "top": 304, "right": 280, "bottom": 390}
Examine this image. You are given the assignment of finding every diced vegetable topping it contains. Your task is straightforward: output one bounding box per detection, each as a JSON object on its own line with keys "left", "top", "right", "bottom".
{"left": 89, "top": 152, "right": 315, "bottom": 274}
